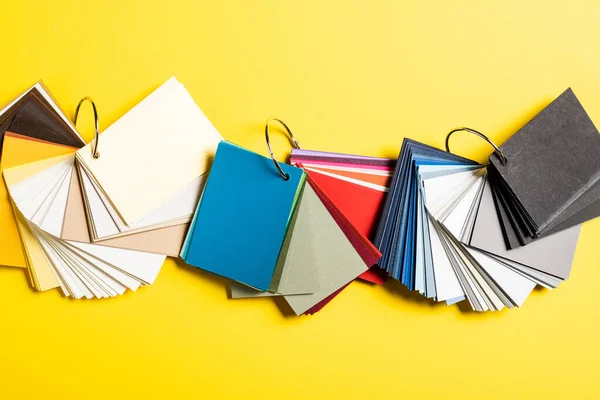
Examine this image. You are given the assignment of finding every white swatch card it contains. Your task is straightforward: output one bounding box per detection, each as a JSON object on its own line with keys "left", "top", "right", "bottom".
{"left": 76, "top": 77, "right": 222, "bottom": 225}
{"left": 4, "top": 156, "right": 167, "bottom": 299}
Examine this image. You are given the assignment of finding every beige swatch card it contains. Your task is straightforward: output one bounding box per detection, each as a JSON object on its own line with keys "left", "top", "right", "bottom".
{"left": 62, "top": 168, "right": 189, "bottom": 256}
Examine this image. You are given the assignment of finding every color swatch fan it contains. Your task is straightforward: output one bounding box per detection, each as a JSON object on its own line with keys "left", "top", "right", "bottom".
{"left": 486, "top": 88, "right": 600, "bottom": 248}
{"left": 75, "top": 77, "right": 222, "bottom": 233}
{"left": 375, "top": 88, "right": 597, "bottom": 311}
{"left": 183, "top": 120, "right": 389, "bottom": 315}
{"left": 285, "top": 147, "right": 394, "bottom": 313}
{"left": 1, "top": 78, "right": 223, "bottom": 298}
{"left": 68, "top": 78, "right": 223, "bottom": 256}
{"left": 0, "top": 82, "right": 87, "bottom": 269}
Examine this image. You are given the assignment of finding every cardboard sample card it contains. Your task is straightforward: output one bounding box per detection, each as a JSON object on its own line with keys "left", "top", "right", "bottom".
{"left": 290, "top": 148, "right": 394, "bottom": 285}
{"left": 182, "top": 141, "right": 306, "bottom": 291}
{"left": 283, "top": 182, "right": 368, "bottom": 315}
{"left": 490, "top": 88, "right": 600, "bottom": 242}
{"left": 76, "top": 77, "right": 223, "bottom": 226}
{"left": 229, "top": 185, "right": 317, "bottom": 297}
{"left": 470, "top": 179, "right": 581, "bottom": 280}
{"left": 3, "top": 153, "right": 167, "bottom": 298}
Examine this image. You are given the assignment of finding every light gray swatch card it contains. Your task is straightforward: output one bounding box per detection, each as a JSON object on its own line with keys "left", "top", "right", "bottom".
{"left": 469, "top": 177, "right": 581, "bottom": 279}
{"left": 283, "top": 182, "right": 368, "bottom": 315}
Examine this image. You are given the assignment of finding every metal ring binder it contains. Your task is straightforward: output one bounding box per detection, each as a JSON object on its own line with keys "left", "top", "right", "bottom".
{"left": 74, "top": 97, "right": 100, "bottom": 159}
{"left": 445, "top": 127, "right": 507, "bottom": 165}
{"left": 265, "top": 117, "right": 301, "bottom": 180}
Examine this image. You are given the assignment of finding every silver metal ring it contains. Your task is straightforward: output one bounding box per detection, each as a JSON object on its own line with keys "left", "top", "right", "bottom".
{"left": 445, "top": 127, "right": 507, "bottom": 165}
{"left": 265, "top": 117, "right": 301, "bottom": 181}
{"left": 74, "top": 97, "right": 100, "bottom": 159}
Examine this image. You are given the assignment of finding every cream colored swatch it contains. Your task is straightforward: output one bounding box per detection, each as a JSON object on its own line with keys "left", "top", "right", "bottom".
{"left": 76, "top": 77, "right": 222, "bottom": 225}
{"left": 76, "top": 162, "right": 201, "bottom": 241}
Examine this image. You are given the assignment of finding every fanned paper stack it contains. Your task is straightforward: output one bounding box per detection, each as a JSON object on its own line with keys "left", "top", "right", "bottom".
{"left": 178, "top": 129, "right": 396, "bottom": 315}
{"left": 0, "top": 83, "right": 86, "bottom": 270}
{"left": 290, "top": 149, "right": 393, "bottom": 284}
{"left": 181, "top": 90, "right": 598, "bottom": 314}
{"left": 178, "top": 138, "right": 377, "bottom": 315}
{"left": 287, "top": 149, "right": 394, "bottom": 312}
{"left": 0, "top": 77, "right": 222, "bottom": 298}
{"left": 2, "top": 80, "right": 596, "bottom": 313}
{"left": 375, "top": 88, "right": 598, "bottom": 311}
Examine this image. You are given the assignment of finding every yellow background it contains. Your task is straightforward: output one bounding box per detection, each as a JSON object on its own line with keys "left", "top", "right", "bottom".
{"left": 1, "top": 1, "right": 599, "bottom": 398}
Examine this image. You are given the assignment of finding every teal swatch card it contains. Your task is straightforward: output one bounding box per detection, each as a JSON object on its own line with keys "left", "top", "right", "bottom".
{"left": 182, "top": 141, "right": 306, "bottom": 290}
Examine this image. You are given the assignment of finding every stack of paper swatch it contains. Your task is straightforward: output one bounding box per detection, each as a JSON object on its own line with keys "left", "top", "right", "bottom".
{"left": 180, "top": 141, "right": 395, "bottom": 315}
{"left": 0, "top": 77, "right": 222, "bottom": 298}
{"left": 375, "top": 88, "right": 599, "bottom": 311}
{"left": 287, "top": 148, "right": 394, "bottom": 311}
{"left": 1, "top": 78, "right": 596, "bottom": 314}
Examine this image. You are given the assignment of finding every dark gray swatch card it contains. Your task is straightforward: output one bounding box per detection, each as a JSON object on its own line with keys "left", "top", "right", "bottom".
{"left": 541, "top": 177, "right": 600, "bottom": 234}
{"left": 490, "top": 164, "right": 600, "bottom": 249}
{"left": 490, "top": 88, "right": 600, "bottom": 234}
{"left": 489, "top": 177, "right": 524, "bottom": 248}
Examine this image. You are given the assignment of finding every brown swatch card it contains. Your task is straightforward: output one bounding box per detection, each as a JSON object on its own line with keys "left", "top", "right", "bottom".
{"left": 0, "top": 84, "right": 85, "bottom": 154}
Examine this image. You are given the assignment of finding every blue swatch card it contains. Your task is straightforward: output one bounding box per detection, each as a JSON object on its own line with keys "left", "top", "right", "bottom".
{"left": 182, "top": 141, "right": 306, "bottom": 290}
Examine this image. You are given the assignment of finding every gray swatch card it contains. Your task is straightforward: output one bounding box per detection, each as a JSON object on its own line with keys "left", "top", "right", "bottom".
{"left": 470, "top": 178, "right": 581, "bottom": 280}
{"left": 489, "top": 88, "right": 600, "bottom": 236}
